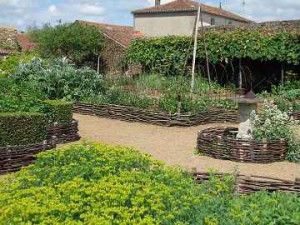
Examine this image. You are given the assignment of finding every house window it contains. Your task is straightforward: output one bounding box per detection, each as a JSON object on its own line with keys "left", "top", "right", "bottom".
{"left": 211, "top": 18, "right": 216, "bottom": 26}
{"left": 228, "top": 20, "right": 233, "bottom": 25}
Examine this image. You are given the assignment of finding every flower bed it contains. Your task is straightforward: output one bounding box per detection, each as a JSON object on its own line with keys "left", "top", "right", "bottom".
{"left": 197, "top": 127, "right": 286, "bottom": 163}
{"left": 0, "top": 141, "right": 55, "bottom": 175}
{"left": 193, "top": 172, "right": 300, "bottom": 195}
{"left": 47, "top": 120, "right": 80, "bottom": 144}
{"left": 74, "top": 102, "right": 238, "bottom": 127}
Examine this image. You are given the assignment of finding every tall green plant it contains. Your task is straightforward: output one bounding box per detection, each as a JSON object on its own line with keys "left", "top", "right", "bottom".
{"left": 127, "top": 30, "right": 300, "bottom": 75}
{"left": 29, "top": 22, "right": 104, "bottom": 65}
{"left": 12, "top": 58, "right": 106, "bottom": 100}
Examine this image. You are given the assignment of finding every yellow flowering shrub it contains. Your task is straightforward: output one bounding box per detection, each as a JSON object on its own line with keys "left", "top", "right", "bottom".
{"left": 0, "top": 142, "right": 299, "bottom": 224}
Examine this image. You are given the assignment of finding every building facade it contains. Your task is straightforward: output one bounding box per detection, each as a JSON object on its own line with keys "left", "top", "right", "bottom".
{"left": 133, "top": 0, "right": 251, "bottom": 37}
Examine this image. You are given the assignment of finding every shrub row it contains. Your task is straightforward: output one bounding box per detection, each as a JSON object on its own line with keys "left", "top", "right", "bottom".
{"left": 0, "top": 112, "right": 47, "bottom": 146}
{"left": 127, "top": 30, "right": 300, "bottom": 75}
{"left": 0, "top": 143, "right": 299, "bottom": 224}
{"left": 44, "top": 100, "right": 73, "bottom": 125}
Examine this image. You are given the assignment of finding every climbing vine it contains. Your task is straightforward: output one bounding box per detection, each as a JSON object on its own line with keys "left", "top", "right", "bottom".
{"left": 127, "top": 29, "right": 300, "bottom": 75}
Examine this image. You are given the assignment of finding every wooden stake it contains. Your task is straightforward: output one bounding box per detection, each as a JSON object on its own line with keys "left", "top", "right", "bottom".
{"left": 190, "top": 5, "right": 201, "bottom": 96}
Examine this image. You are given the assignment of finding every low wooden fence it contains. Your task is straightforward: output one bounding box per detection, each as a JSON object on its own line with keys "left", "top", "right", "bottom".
{"left": 47, "top": 119, "right": 80, "bottom": 144}
{"left": 0, "top": 141, "right": 56, "bottom": 175}
{"left": 197, "top": 127, "right": 286, "bottom": 163}
{"left": 73, "top": 102, "right": 238, "bottom": 127}
{"left": 193, "top": 172, "right": 300, "bottom": 194}
{"left": 292, "top": 111, "right": 300, "bottom": 120}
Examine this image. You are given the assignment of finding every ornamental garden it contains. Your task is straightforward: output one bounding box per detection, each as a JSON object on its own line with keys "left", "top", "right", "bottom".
{"left": 0, "top": 23, "right": 299, "bottom": 224}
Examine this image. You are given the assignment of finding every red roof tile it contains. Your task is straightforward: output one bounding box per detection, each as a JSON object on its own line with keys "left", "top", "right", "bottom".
{"left": 132, "top": 0, "right": 250, "bottom": 23}
{"left": 16, "top": 33, "right": 37, "bottom": 52}
{"left": 77, "top": 20, "right": 144, "bottom": 47}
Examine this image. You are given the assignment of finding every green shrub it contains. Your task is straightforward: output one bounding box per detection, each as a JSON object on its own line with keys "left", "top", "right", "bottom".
{"left": 127, "top": 31, "right": 300, "bottom": 75}
{"left": 250, "top": 101, "right": 300, "bottom": 162}
{"left": 0, "top": 52, "right": 38, "bottom": 77}
{"left": 0, "top": 78, "right": 45, "bottom": 113}
{"left": 44, "top": 100, "right": 73, "bottom": 124}
{"left": 12, "top": 58, "right": 106, "bottom": 101}
{"left": 29, "top": 22, "right": 104, "bottom": 65}
{"left": 0, "top": 112, "right": 46, "bottom": 146}
{"left": 0, "top": 143, "right": 299, "bottom": 224}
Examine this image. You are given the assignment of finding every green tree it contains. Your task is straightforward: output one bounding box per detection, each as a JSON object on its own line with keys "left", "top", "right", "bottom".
{"left": 29, "top": 22, "right": 104, "bottom": 65}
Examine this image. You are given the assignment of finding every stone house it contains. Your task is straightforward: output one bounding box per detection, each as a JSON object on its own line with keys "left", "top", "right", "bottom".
{"left": 0, "top": 27, "right": 36, "bottom": 58}
{"left": 132, "top": 0, "right": 251, "bottom": 37}
{"left": 0, "top": 27, "right": 19, "bottom": 57}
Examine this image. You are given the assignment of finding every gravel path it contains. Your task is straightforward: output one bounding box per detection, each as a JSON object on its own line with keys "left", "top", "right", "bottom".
{"left": 74, "top": 114, "right": 300, "bottom": 180}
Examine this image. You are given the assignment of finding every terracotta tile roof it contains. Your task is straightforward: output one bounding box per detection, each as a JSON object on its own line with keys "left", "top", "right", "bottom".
{"left": 16, "top": 33, "right": 37, "bottom": 52}
{"left": 132, "top": 0, "right": 250, "bottom": 23}
{"left": 77, "top": 20, "right": 144, "bottom": 47}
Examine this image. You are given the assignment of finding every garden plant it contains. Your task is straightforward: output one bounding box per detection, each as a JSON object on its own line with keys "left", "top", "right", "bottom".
{"left": 0, "top": 142, "right": 299, "bottom": 224}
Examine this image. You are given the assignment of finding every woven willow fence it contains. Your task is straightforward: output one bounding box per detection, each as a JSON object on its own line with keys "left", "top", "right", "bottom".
{"left": 197, "top": 127, "right": 286, "bottom": 163}
{"left": 292, "top": 111, "right": 300, "bottom": 120}
{"left": 0, "top": 142, "right": 55, "bottom": 175}
{"left": 47, "top": 120, "right": 80, "bottom": 144}
{"left": 73, "top": 102, "right": 238, "bottom": 127}
{"left": 193, "top": 172, "right": 300, "bottom": 194}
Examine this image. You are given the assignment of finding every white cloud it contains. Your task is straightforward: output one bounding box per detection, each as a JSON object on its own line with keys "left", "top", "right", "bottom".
{"left": 78, "top": 4, "right": 105, "bottom": 16}
{"left": 48, "top": 5, "right": 57, "bottom": 14}
{"left": 0, "top": 0, "right": 299, "bottom": 29}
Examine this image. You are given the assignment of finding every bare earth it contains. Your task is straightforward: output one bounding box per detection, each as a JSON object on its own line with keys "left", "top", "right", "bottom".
{"left": 74, "top": 113, "right": 300, "bottom": 180}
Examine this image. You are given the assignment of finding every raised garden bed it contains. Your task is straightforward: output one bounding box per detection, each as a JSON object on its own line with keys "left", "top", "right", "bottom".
{"left": 47, "top": 119, "right": 80, "bottom": 144}
{"left": 73, "top": 102, "right": 238, "bottom": 127}
{"left": 193, "top": 172, "right": 300, "bottom": 195}
{"left": 0, "top": 141, "right": 56, "bottom": 175}
{"left": 197, "top": 127, "right": 286, "bottom": 163}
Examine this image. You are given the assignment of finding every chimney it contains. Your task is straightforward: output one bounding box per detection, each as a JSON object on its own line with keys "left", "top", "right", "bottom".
{"left": 155, "top": 0, "right": 161, "bottom": 6}
{"left": 219, "top": 2, "right": 222, "bottom": 9}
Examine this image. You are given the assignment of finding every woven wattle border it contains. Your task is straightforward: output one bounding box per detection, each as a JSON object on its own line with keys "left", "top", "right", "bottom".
{"left": 197, "top": 127, "right": 286, "bottom": 163}
{"left": 0, "top": 141, "right": 56, "bottom": 175}
{"left": 73, "top": 102, "right": 238, "bottom": 127}
{"left": 193, "top": 172, "right": 300, "bottom": 194}
{"left": 47, "top": 119, "right": 81, "bottom": 144}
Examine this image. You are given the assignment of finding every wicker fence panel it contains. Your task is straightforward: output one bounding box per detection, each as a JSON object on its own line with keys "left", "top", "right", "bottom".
{"left": 193, "top": 172, "right": 300, "bottom": 194}
{"left": 47, "top": 119, "right": 80, "bottom": 144}
{"left": 73, "top": 102, "right": 238, "bottom": 127}
{"left": 0, "top": 142, "right": 55, "bottom": 175}
{"left": 292, "top": 111, "right": 300, "bottom": 120}
{"left": 197, "top": 127, "right": 286, "bottom": 163}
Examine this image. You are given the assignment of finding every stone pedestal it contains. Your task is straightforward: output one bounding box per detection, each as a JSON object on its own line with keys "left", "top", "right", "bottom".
{"left": 239, "top": 103, "right": 257, "bottom": 123}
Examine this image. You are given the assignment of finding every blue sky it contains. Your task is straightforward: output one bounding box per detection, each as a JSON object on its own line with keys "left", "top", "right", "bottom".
{"left": 0, "top": 0, "right": 299, "bottom": 30}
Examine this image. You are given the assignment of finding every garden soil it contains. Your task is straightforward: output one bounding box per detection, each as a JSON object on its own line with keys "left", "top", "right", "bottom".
{"left": 74, "top": 114, "right": 300, "bottom": 180}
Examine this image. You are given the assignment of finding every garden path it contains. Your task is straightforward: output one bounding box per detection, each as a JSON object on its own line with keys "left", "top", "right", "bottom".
{"left": 74, "top": 114, "right": 300, "bottom": 180}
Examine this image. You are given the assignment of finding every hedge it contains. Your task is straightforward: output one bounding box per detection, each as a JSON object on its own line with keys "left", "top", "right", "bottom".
{"left": 0, "top": 143, "right": 299, "bottom": 224}
{"left": 44, "top": 100, "right": 73, "bottom": 125}
{"left": 0, "top": 112, "right": 47, "bottom": 146}
{"left": 127, "top": 30, "right": 300, "bottom": 75}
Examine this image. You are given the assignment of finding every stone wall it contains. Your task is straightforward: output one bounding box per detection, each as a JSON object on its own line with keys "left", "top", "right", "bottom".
{"left": 101, "top": 37, "right": 141, "bottom": 77}
{"left": 0, "top": 27, "right": 18, "bottom": 50}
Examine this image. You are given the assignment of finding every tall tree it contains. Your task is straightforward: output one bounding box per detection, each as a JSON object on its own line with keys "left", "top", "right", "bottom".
{"left": 29, "top": 22, "right": 104, "bottom": 66}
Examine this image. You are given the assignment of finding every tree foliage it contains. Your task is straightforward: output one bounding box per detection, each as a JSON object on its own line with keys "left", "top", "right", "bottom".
{"left": 127, "top": 30, "right": 300, "bottom": 75}
{"left": 29, "top": 22, "right": 104, "bottom": 65}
